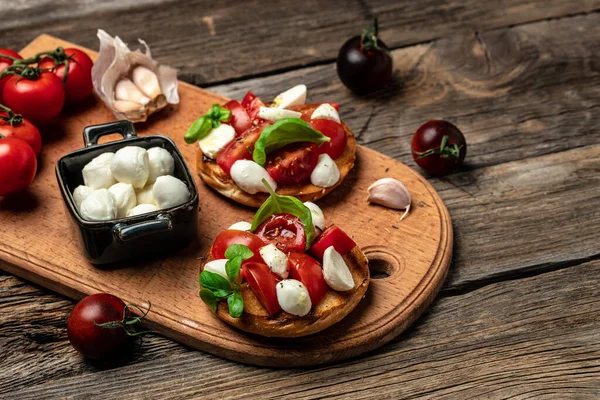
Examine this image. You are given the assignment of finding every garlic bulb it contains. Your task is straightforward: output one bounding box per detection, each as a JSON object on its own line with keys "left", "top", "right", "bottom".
{"left": 367, "top": 178, "right": 411, "bottom": 221}
{"left": 92, "top": 29, "right": 179, "bottom": 123}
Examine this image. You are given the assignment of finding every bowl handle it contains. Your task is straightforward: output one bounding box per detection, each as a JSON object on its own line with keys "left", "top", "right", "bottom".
{"left": 113, "top": 214, "right": 173, "bottom": 241}
{"left": 83, "top": 120, "right": 137, "bottom": 147}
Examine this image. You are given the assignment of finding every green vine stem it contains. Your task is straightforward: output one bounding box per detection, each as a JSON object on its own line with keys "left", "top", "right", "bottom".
{"left": 360, "top": 17, "right": 391, "bottom": 55}
{"left": 94, "top": 301, "right": 153, "bottom": 337}
{"left": 415, "top": 135, "right": 463, "bottom": 160}
{"left": 0, "top": 104, "right": 23, "bottom": 126}
{"left": 0, "top": 47, "right": 72, "bottom": 83}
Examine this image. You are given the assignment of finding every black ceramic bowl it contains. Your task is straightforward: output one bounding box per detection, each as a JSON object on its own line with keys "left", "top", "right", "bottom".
{"left": 56, "top": 120, "right": 199, "bottom": 265}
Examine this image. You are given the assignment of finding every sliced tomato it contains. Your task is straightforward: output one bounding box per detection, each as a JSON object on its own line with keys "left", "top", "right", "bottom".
{"left": 216, "top": 122, "right": 269, "bottom": 175}
{"left": 242, "top": 262, "right": 281, "bottom": 316}
{"left": 265, "top": 143, "right": 318, "bottom": 185}
{"left": 223, "top": 100, "right": 252, "bottom": 134}
{"left": 241, "top": 91, "right": 265, "bottom": 120}
{"left": 255, "top": 213, "right": 306, "bottom": 253}
{"left": 288, "top": 251, "right": 328, "bottom": 305}
{"left": 308, "top": 225, "right": 356, "bottom": 261}
{"left": 310, "top": 119, "right": 347, "bottom": 159}
{"left": 211, "top": 230, "right": 265, "bottom": 263}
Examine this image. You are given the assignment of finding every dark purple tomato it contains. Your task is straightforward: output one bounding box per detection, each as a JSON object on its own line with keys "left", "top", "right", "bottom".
{"left": 67, "top": 293, "right": 131, "bottom": 360}
{"left": 336, "top": 18, "right": 393, "bottom": 94}
{"left": 411, "top": 120, "right": 467, "bottom": 176}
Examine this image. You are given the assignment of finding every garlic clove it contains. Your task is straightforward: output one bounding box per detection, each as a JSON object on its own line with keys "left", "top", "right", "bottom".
{"left": 113, "top": 100, "right": 144, "bottom": 113}
{"left": 115, "top": 78, "right": 151, "bottom": 105}
{"left": 367, "top": 178, "right": 412, "bottom": 221}
{"left": 132, "top": 66, "right": 162, "bottom": 99}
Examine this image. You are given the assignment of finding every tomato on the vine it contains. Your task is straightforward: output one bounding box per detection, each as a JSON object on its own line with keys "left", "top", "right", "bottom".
{"left": 255, "top": 213, "right": 306, "bottom": 252}
{"left": 266, "top": 143, "right": 318, "bottom": 185}
{"left": 0, "top": 111, "right": 41, "bottom": 155}
{"left": 2, "top": 71, "right": 65, "bottom": 124}
{"left": 212, "top": 230, "right": 266, "bottom": 263}
{"left": 39, "top": 48, "right": 93, "bottom": 104}
{"left": 0, "top": 49, "right": 22, "bottom": 102}
{"left": 0, "top": 137, "right": 37, "bottom": 196}
{"left": 411, "top": 120, "right": 467, "bottom": 176}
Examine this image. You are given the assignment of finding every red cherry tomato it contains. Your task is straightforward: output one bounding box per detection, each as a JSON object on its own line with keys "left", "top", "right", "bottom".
{"left": 67, "top": 293, "right": 131, "bottom": 360}
{"left": 265, "top": 142, "right": 318, "bottom": 185}
{"left": 216, "top": 121, "right": 269, "bottom": 175}
{"left": 2, "top": 71, "right": 65, "bottom": 124}
{"left": 0, "top": 49, "right": 22, "bottom": 102}
{"left": 241, "top": 91, "right": 265, "bottom": 120}
{"left": 223, "top": 99, "right": 252, "bottom": 134}
{"left": 0, "top": 112, "right": 42, "bottom": 155}
{"left": 241, "top": 262, "right": 281, "bottom": 315}
{"left": 411, "top": 120, "right": 467, "bottom": 176}
{"left": 310, "top": 119, "right": 347, "bottom": 159}
{"left": 255, "top": 213, "right": 306, "bottom": 253}
{"left": 308, "top": 225, "right": 356, "bottom": 261}
{"left": 288, "top": 251, "right": 328, "bottom": 305}
{"left": 212, "top": 230, "right": 265, "bottom": 263}
{"left": 39, "top": 48, "right": 94, "bottom": 104}
{"left": 0, "top": 137, "right": 37, "bottom": 196}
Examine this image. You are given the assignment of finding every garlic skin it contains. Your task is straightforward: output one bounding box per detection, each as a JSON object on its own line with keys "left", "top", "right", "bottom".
{"left": 367, "top": 178, "right": 412, "bottom": 220}
{"left": 132, "top": 66, "right": 162, "bottom": 98}
{"left": 115, "top": 78, "right": 151, "bottom": 105}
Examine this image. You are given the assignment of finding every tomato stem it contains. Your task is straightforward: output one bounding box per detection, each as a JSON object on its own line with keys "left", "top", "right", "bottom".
{"left": 94, "top": 301, "right": 152, "bottom": 337}
{"left": 414, "top": 135, "right": 463, "bottom": 160}
{"left": 7, "top": 47, "right": 72, "bottom": 84}
{"left": 360, "top": 17, "right": 391, "bottom": 55}
{"left": 0, "top": 104, "right": 23, "bottom": 126}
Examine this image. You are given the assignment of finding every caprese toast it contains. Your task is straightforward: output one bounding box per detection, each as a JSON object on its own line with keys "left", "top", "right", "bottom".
{"left": 185, "top": 85, "right": 356, "bottom": 208}
{"left": 198, "top": 182, "right": 369, "bottom": 337}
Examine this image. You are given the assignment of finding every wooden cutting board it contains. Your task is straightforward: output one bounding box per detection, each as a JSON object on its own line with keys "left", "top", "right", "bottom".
{"left": 0, "top": 35, "right": 452, "bottom": 367}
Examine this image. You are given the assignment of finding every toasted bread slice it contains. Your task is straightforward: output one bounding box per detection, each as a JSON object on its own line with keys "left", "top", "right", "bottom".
{"left": 197, "top": 104, "right": 356, "bottom": 208}
{"left": 200, "top": 246, "right": 369, "bottom": 337}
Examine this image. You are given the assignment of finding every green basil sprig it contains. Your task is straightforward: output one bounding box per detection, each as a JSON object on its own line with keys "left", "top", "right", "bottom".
{"left": 251, "top": 179, "right": 315, "bottom": 249}
{"left": 199, "top": 244, "right": 253, "bottom": 318}
{"left": 252, "top": 118, "right": 330, "bottom": 166}
{"left": 184, "top": 103, "right": 232, "bottom": 144}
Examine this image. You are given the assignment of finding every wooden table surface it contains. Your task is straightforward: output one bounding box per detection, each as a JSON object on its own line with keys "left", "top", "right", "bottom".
{"left": 1, "top": 1, "right": 599, "bottom": 398}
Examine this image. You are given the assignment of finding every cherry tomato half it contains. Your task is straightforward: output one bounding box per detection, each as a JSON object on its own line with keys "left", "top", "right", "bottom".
{"left": 308, "top": 225, "right": 356, "bottom": 261}
{"left": 67, "top": 293, "right": 131, "bottom": 360}
{"left": 266, "top": 142, "right": 318, "bottom": 185}
{"left": 39, "top": 48, "right": 94, "bottom": 104}
{"left": 255, "top": 213, "right": 306, "bottom": 253}
{"left": 0, "top": 112, "right": 42, "bottom": 155}
{"left": 223, "top": 99, "right": 252, "bottom": 134}
{"left": 2, "top": 71, "right": 65, "bottom": 124}
{"left": 241, "top": 91, "right": 265, "bottom": 120}
{"left": 310, "top": 119, "right": 347, "bottom": 159}
{"left": 0, "top": 49, "right": 22, "bottom": 102}
{"left": 242, "top": 262, "right": 282, "bottom": 316}
{"left": 212, "top": 230, "right": 265, "bottom": 263}
{"left": 288, "top": 251, "right": 328, "bottom": 305}
{"left": 411, "top": 120, "right": 467, "bottom": 176}
{"left": 0, "top": 137, "right": 37, "bottom": 196}
{"left": 216, "top": 121, "right": 269, "bottom": 175}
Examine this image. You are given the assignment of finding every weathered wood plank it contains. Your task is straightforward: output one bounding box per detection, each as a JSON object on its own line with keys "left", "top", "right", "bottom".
{"left": 2, "top": 259, "right": 598, "bottom": 398}
{"left": 0, "top": 0, "right": 598, "bottom": 85}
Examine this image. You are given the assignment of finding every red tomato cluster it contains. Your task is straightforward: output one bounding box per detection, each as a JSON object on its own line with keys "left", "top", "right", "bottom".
{"left": 212, "top": 215, "right": 356, "bottom": 316}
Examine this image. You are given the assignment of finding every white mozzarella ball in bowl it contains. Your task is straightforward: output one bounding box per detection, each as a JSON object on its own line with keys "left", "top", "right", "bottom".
{"left": 127, "top": 203, "right": 160, "bottom": 217}
{"left": 79, "top": 189, "right": 117, "bottom": 221}
{"left": 82, "top": 153, "right": 117, "bottom": 189}
{"left": 136, "top": 184, "right": 156, "bottom": 206}
{"left": 152, "top": 175, "right": 190, "bottom": 209}
{"left": 110, "top": 146, "right": 149, "bottom": 189}
{"left": 147, "top": 147, "right": 175, "bottom": 184}
{"left": 108, "top": 183, "right": 137, "bottom": 218}
{"left": 73, "top": 185, "right": 93, "bottom": 209}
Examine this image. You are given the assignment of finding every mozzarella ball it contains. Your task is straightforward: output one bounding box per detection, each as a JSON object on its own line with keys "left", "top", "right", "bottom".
{"left": 259, "top": 244, "right": 289, "bottom": 279}
{"left": 257, "top": 107, "right": 302, "bottom": 122}
{"left": 310, "top": 153, "right": 340, "bottom": 188}
{"left": 73, "top": 185, "right": 93, "bottom": 210}
{"left": 311, "top": 103, "right": 340, "bottom": 123}
{"left": 136, "top": 184, "right": 156, "bottom": 206}
{"left": 203, "top": 259, "right": 230, "bottom": 283}
{"left": 276, "top": 279, "right": 312, "bottom": 316}
{"left": 147, "top": 147, "right": 175, "bottom": 184}
{"left": 273, "top": 84, "right": 307, "bottom": 108}
{"left": 82, "top": 152, "right": 116, "bottom": 189}
{"left": 230, "top": 160, "right": 277, "bottom": 194}
{"left": 322, "top": 246, "right": 354, "bottom": 291}
{"left": 79, "top": 189, "right": 117, "bottom": 221}
{"left": 228, "top": 221, "right": 252, "bottom": 231}
{"left": 108, "top": 183, "right": 137, "bottom": 218}
{"left": 303, "top": 201, "right": 326, "bottom": 231}
{"left": 152, "top": 175, "right": 190, "bottom": 209}
{"left": 127, "top": 203, "right": 159, "bottom": 217}
{"left": 110, "top": 146, "right": 149, "bottom": 189}
{"left": 198, "top": 123, "right": 236, "bottom": 159}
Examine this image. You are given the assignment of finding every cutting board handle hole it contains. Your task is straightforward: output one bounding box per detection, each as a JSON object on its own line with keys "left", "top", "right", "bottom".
{"left": 364, "top": 246, "right": 403, "bottom": 280}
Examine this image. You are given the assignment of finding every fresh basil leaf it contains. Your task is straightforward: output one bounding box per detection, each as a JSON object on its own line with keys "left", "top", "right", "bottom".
{"left": 225, "top": 244, "right": 254, "bottom": 261}
{"left": 200, "top": 270, "right": 232, "bottom": 292}
{"left": 200, "top": 289, "right": 218, "bottom": 313}
{"left": 227, "top": 290, "right": 244, "bottom": 318}
{"left": 184, "top": 116, "right": 212, "bottom": 144}
{"left": 225, "top": 256, "right": 242, "bottom": 284}
{"left": 251, "top": 179, "right": 315, "bottom": 249}
{"left": 252, "top": 118, "right": 330, "bottom": 166}
{"left": 219, "top": 108, "right": 232, "bottom": 122}
{"left": 212, "top": 289, "right": 233, "bottom": 299}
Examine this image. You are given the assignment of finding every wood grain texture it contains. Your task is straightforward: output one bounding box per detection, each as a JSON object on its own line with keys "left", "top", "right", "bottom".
{"left": 0, "top": 0, "right": 598, "bottom": 85}
{"left": 3, "top": 260, "right": 598, "bottom": 398}
{"left": 0, "top": 35, "right": 452, "bottom": 367}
